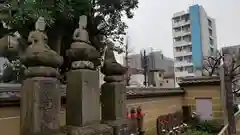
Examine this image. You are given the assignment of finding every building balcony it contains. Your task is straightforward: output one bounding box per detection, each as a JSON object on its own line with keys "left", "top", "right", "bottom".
{"left": 172, "top": 31, "right": 191, "bottom": 38}
{"left": 172, "top": 20, "right": 190, "bottom": 28}
{"left": 173, "top": 40, "right": 191, "bottom": 47}
{"left": 174, "top": 71, "right": 195, "bottom": 78}
{"left": 174, "top": 51, "right": 192, "bottom": 57}
{"left": 174, "top": 61, "right": 193, "bottom": 67}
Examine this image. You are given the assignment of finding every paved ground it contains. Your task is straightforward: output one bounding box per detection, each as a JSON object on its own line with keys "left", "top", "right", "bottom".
{"left": 1, "top": 107, "right": 240, "bottom": 135}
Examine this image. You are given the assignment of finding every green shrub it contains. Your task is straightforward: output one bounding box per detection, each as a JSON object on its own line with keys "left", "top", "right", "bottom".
{"left": 185, "top": 129, "right": 213, "bottom": 135}
{"left": 233, "top": 104, "right": 239, "bottom": 113}
{"left": 194, "top": 120, "right": 223, "bottom": 133}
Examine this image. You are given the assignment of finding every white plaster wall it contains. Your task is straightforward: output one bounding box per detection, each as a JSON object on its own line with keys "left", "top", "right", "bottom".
{"left": 129, "top": 74, "right": 144, "bottom": 87}
{"left": 162, "top": 78, "right": 175, "bottom": 88}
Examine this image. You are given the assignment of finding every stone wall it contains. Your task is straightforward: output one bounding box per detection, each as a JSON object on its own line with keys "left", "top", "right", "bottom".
{"left": 127, "top": 96, "right": 184, "bottom": 134}
{"left": 0, "top": 86, "right": 184, "bottom": 135}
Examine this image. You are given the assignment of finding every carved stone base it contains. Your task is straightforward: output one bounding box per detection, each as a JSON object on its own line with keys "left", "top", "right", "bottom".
{"left": 25, "top": 66, "right": 60, "bottom": 78}
{"left": 71, "top": 61, "right": 94, "bottom": 70}
{"left": 65, "top": 124, "right": 112, "bottom": 135}
{"left": 105, "top": 120, "right": 129, "bottom": 135}
{"left": 20, "top": 77, "right": 61, "bottom": 135}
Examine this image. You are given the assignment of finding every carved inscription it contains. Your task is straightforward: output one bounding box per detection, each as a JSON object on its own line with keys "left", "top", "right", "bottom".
{"left": 39, "top": 81, "right": 59, "bottom": 132}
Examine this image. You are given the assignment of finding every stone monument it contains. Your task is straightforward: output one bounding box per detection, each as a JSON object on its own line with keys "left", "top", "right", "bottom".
{"left": 101, "top": 41, "right": 128, "bottom": 135}
{"left": 65, "top": 15, "right": 112, "bottom": 135}
{"left": 20, "top": 17, "right": 63, "bottom": 135}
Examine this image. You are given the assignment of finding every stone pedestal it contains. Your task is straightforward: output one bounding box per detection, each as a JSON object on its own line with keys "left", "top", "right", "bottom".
{"left": 101, "top": 82, "right": 126, "bottom": 121}
{"left": 106, "top": 120, "right": 128, "bottom": 135}
{"left": 66, "top": 69, "right": 100, "bottom": 126}
{"left": 20, "top": 77, "right": 61, "bottom": 135}
{"left": 66, "top": 124, "right": 113, "bottom": 135}
{"left": 101, "top": 82, "right": 128, "bottom": 135}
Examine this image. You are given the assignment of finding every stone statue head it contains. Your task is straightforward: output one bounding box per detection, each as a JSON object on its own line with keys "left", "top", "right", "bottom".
{"left": 79, "top": 15, "right": 87, "bottom": 29}
{"left": 35, "top": 17, "right": 46, "bottom": 31}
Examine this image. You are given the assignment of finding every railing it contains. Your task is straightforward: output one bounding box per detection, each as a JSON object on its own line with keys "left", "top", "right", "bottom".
{"left": 234, "top": 110, "right": 240, "bottom": 122}
{"left": 218, "top": 124, "right": 229, "bottom": 135}
{"left": 218, "top": 110, "right": 240, "bottom": 135}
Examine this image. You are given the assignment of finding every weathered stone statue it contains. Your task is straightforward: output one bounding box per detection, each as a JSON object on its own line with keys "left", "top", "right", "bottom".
{"left": 65, "top": 15, "right": 112, "bottom": 135}
{"left": 101, "top": 42, "right": 126, "bottom": 82}
{"left": 101, "top": 41, "right": 128, "bottom": 135}
{"left": 66, "top": 15, "right": 100, "bottom": 70}
{"left": 20, "top": 17, "right": 63, "bottom": 135}
{"left": 21, "top": 17, "right": 63, "bottom": 77}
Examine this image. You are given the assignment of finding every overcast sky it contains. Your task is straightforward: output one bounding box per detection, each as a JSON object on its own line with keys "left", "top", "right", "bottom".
{"left": 123, "top": 0, "right": 240, "bottom": 58}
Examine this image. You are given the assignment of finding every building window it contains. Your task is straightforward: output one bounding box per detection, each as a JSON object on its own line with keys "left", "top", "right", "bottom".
{"left": 208, "top": 19, "right": 212, "bottom": 27}
{"left": 174, "top": 37, "right": 181, "bottom": 42}
{"left": 185, "top": 66, "right": 193, "bottom": 73}
{"left": 184, "top": 55, "right": 192, "bottom": 63}
{"left": 159, "top": 73, "right": 162, "bottom": 77}
{"left": 182, "top": 14, "right": 190, "bottom": 22}
{"left": 210, "top": 48, "right": 214, "bottom": 55}
{"left": 175, "top": 47, "right": 182, "bottom": 52}
{"left": 173, "top": 17, "right": 180, "bottom": 23}
{"left": 183, "top": 35, "right": 191, "bottom": 42}
{"left": 183, "top": 45, "right": 192, "bottom": 52}
{"left": 166, "top": 80, "right": 169, "bottom": 83}
{"left": 182, "top": 24, "right": 190, "bottom": 32}
{"left": 176, "top": 67, "right": 184, "bottom": 72}
{"left": 175, "top": 57, "right": 183, "bottom": 62}
{"left": 209, "top": 29, "right": 212, "bottom": 36}
{"left": 210, "top": 38, "right": 213, "bottom": 45}
{"left": 160, "top": 83, "right": 163, "bottom": 86}
{"left": 174, "top": 27, "right": 181, "bottom": 32}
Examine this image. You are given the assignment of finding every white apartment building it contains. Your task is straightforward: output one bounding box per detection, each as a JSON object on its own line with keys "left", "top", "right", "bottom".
{"left": 172, "top": 4, "right": 217, "bottom": 82}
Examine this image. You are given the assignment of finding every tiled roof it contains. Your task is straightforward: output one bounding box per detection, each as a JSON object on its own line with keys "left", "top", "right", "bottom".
{"left": 0, "top": 84, "right": 184, "bottom": 102}
{"left": 178, "top": 76, "right": 220, "bottom": 86}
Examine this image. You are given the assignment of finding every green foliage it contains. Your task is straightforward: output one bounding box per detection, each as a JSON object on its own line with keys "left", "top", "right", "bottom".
{"left": 185, "top": 129, "right": 213, "bottom": 135}
{"left": 194, "top": 120, "right": 223, "bottom": 133}
{"left": 0, "top": 0, "right": 138, "bottom": 82}
{"left": 233, "top": 104, "right": 239, "bottom": 113}
{"left": 0, "top": 0, "right": 139, "bottom": 48}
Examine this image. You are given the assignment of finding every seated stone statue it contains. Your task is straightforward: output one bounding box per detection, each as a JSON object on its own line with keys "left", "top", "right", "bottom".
{"left": 72, "top": 16, "right": 89, "bottom": 43}
{"left": 28, "top": 30, "right": 50, "bottom": 50}
{"left": 67, "top": 15, "right": 100, "bottom": 64}
{"left": 21, "top": 17, "right": 63, "bottom": 69}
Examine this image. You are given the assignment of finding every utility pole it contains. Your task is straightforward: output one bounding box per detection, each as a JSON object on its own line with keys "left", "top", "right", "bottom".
{"left": 143, "top": 50, "right": 148, "bottom": 87}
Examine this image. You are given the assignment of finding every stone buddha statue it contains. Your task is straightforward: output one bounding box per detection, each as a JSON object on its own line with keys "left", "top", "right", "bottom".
{"left": 21, "top": 17, "right": 63, "bottom": 77}
{"left": 72, "top": 15, "right": 90, "bottom": 44}
{"left": 67, "top": 15, "right": 100, "bottom": 69}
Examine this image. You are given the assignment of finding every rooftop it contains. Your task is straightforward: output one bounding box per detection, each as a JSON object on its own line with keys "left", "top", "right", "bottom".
{"left": 178, "top": 76, "right": 220, "bottom": 86}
